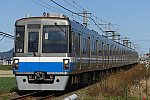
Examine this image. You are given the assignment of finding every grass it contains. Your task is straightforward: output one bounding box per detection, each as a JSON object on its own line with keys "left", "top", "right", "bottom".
{"left": 0, "top": 95, "right": 10, "bottom": 100}
{"left": 0, "top": 77, "right": 17, "bottom": 95}
{"left": 0, "top": 65, "right": 12, "bottom": 70}
{"left": 83, "top": 64, "right": 150, "bottom": 99}
{"left": 105, "top": 96, "right": 137, "bottom": 100}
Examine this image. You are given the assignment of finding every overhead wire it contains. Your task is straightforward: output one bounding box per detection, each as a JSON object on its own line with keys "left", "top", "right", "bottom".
{"left": 63, "top": 0, "right": 82, "bottom": 12}
{"left": 38, "top": 0, "right": 73, "bottom": 16}
{"left": 31, "top": 0, "right": 128, "bottom": 41}
{"left": 49, "top": 0, "right": 84, "bottom": 17}
{"left": 30, "top": 0, "right": 58, "bottom": 13}
{"left": 69, "top": 0, "right": 110, "bottom": 31}
{"left": 62, "top": 0, "right": 83, "bottom": 21}
{"left": 49, "top": 0, "right": 106, "bottom": 34}
{"left": 30, "top": 0, "right": 82, "bottom": 22}
{"left": 71, "top": 1, "right": 124, "bottom": 34}
{"left": 0, "top": 32, "right": 14, "bottom": 39}
{"left": 0, "top": 36, "right": 5, "bottom": 41}
{"left": 71, "top": 0, "right": 84, "bottom": 11}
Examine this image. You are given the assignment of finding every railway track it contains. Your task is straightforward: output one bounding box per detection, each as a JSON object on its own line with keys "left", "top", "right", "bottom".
{"left": 10, "top": 91, "right": 45, "bottom": 100}
{"left": 10, "top": 89, "right": 77, "bottom": 100}
{"left": 10, "top": 90, "right": 63, "bottom": 100}
{"left": 38, "top": 94, "right": 55, "bottom": 100}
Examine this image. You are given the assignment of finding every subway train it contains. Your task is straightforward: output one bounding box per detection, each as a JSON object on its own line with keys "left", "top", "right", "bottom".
{"left": 13, "top": 13, "right": 138, "bottom": 90}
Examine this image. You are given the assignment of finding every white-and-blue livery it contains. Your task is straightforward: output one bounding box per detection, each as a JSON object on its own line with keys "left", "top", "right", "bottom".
{"left": 13, "top": 13, "right": 138, "bottom": 91}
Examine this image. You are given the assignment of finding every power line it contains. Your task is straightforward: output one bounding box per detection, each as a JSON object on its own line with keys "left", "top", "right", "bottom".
{"left": 49, "top": 0, "right": 105, "bottom": 34}
{"left": 38, "top": 0, "right": 74, "bottom": 16}
{"left": 0, "top": 36, "right": 5, "bottom": 42}
{"left": 30, "top": 0, "right": 82, "bottom": 22}
{"left": 0, "top": 32, "right": 14, "bottom": 39}
{"left": 49, "top": 0, "right": 83, "bottom": 22}
{"left": 69, "top": 0, "right": 111, "bottom": 28}
{"left": 69, "top": 0, "right": 122, "bottom": 33}
{"left": 49, "top": 0, "right": 81, "bottom": 17}
{"left": 32, "top": 0, "right": 120, "bottom": 35}
{"left": 50, "top": 0, "right": 74, "bottom": 14}
{"left": 132, "top": 40, "right": 150, "bottom": 41}
{"left": 63, "top": 0, "right": 82, "bottom": 12}
{"left": 89, "top": 17, "right": 105, "bottom": 33}
{"left": 71, "top": 0, "right": 84, "bottom": 11}
{"left": 30, "top": 0, "right": 58, "bottom": 13}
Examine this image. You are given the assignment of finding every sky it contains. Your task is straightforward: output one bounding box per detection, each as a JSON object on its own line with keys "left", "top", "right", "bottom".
{"left": 0, "top": 0, "right": 150, "bottom": 55}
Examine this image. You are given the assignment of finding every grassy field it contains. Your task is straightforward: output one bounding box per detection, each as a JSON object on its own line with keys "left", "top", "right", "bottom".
{"left": 0, "top": 65, "right": 12, "bottom": 70}
{"left": 0, "top": 77, "right": 17, "bottom": 95}
{"left": 82, "top": 64, "right": 150, "bottom": 99}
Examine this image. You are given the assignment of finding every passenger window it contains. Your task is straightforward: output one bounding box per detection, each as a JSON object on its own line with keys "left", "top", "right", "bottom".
{"left": 75, "top": 34, "right": 80, "bottom": 56}
{"left": 82, "top": 38, "right": 87, "bottom": 56}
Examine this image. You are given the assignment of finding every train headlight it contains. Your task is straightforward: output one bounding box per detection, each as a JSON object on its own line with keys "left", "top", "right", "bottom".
{"left": 63, "top": 59, "right": 69, "bottom": 70}
{"left": 13, "top": 59, "right": 19, "bottom": 70}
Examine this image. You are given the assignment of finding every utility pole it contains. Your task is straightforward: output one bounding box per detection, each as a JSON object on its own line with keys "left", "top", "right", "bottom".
{"left": 123, "top": 37, "right": 130, "bottom": 47}
{"left": 105, "top": 31, "right": 120, "bottom": 43}
{"left": 78, "top": 10, "right": 91, "bottom": 27}
{"left": 83, "top": 10, "right": 88, "bottom": 27}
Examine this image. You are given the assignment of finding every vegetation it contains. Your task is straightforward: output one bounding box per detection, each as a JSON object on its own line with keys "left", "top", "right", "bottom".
{"left": 82, "top": 64, "right": 150, "bottom": 99}
{"left": 0, "top": 77, "right": 17, "bottom": 95}
{"left": 0, "top": 65, "right": 12, "bottom": 70}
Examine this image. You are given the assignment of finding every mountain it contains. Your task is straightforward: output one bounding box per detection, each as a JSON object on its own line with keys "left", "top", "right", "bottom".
{"left": 0, "top": 49, "right": 14, "bottom": 60}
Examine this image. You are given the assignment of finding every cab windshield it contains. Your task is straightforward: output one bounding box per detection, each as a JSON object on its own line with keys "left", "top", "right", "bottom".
{"left": 15, "top": 26, "right": 25, "bottom": 53}
{"left": 42, "top": 25, "right": 68, "bottom": 53}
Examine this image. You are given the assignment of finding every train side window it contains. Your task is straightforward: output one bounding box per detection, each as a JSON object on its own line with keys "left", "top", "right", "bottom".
{"left": 82, "top": 37, "right": 87, "bottom": 56}
{"left": 107, "top": 44, "right": 109, "bottom": 59}
{"left": 98, "top": 42, "right": 101, "bottom": 56}
{"left": 114, "top": 47, "right": 117, "bottom": 60}
{"left": 116, "top": 47, "right": 118, "bottom": 60}
{"left": 104, "top": 44, "right": 107, "bottom": 58}
{"left": 72, "top": 33, "right": 75, "bottom": 51}
{"left": 91, "top": 41, "right": 93, "bottom": 55}
{"left": 110, "top": 45, "right": 112, "bottom": 59}
{"left": 94, "top": 41, "right": 96, "bottom": 56}
{"left": 87, "top": 37, "right": 90, "bottom": 55}
{"left": 111, "top": 46, "right": 113, "bottom": 60}
{"left": 96, "top": 40, "right": 98, "bottom": 57}
{"left": 101, "top": 42, "right": 104, "bottom": 59}
{"left": 74, "top": 33, "right": 80, "bottom": 56}
{"left": 91, "top": 41, "right": 96, "bottom": 56}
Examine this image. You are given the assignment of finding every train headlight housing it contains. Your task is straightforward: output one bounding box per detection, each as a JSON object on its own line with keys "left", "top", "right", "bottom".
{"left": 63, "top": 59, "right": 69, "bottom": 70}
{"left": 13, "top": 59, "right": 19, "bottom": 70}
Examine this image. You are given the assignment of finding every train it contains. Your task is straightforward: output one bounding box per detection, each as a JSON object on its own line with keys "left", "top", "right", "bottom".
{"left": 12, "top": 13, "right": 138, "bottom": 90}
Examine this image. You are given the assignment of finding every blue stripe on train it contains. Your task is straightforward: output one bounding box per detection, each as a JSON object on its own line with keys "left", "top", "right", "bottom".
{"left": 16, "top": 62, "right": 75, "bottom": 73}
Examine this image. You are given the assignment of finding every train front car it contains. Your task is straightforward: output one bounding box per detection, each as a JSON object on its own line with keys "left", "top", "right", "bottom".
{"left": 13, "top": 14, "right": 72, "bottom": 90}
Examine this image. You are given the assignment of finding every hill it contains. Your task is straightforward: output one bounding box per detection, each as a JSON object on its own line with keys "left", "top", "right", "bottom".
{"left": 0, "top": 49, "right": 14, "bottom": 60}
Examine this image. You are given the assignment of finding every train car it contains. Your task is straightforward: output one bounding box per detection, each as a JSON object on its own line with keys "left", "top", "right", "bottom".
{"left": 13, "top": 13, "right": 138, "bottom": 90}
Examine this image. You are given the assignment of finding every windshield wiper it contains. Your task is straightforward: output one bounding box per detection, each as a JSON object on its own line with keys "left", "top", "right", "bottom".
{"left": 54, "top": 23, "right": 66, "bottom": 34}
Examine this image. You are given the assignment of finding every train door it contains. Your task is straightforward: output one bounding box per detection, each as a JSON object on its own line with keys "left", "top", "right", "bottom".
{"left": 26, "top": 30, "right": 40, "bottom": 71}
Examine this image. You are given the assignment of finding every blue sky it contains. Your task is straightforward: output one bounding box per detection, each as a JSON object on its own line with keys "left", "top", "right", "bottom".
{"left": 0, "top": 0, "right": 150, "bottom": 55}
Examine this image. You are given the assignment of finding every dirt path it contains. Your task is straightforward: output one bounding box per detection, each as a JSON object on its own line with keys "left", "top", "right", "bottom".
{"left": 0, "top": 70, "right": 14, "bottom": 77}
